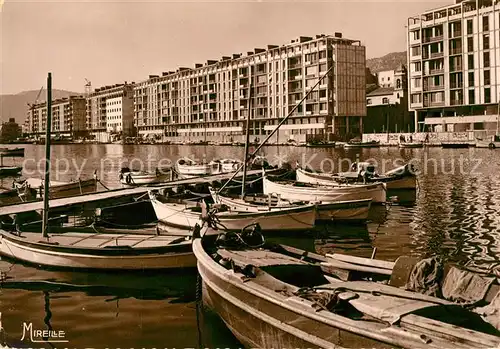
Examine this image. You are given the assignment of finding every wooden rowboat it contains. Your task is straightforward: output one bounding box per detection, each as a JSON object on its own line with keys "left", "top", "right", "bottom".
{"left": 297, "top": 162, "right": 417, "bottom": 190}
{"left": 209, "top": 187, "right": 372, "bottom": 222}
{"left": 149, "top": 191, "right": 317, "bottom": 231}
{"left": 193, "top": 232, "right": 500, "bottom": 349}
{"left": 0, "top": 229, "right": 197, "bottom": 270}
{"left": 0, "top": 147, "right": 25, "bottom": 157}
{"left": 0, "top": 166, "right": 22, "bottom": 177}
{"left": 264, "top": 175, "right": 386, "bottom": 203}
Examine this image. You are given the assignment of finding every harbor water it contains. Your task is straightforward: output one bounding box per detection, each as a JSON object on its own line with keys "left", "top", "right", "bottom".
{"left": 1, "top": 144, "right": 500, "bottom": 348}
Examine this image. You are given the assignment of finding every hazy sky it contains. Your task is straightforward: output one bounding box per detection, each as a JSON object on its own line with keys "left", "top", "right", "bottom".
{"left": 0, "top": 0, "right": 449, "bottom": 95}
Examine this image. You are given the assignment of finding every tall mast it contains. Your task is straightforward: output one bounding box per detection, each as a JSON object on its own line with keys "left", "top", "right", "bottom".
{"left": 241, "top": 66, "right": 253, "bottom": 198}
{"left": 42, "top": 73, "right": 52, "bottom": 238}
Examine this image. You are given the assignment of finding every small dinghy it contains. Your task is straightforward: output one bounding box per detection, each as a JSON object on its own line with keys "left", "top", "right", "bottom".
{"left": 343, "top": 140, "right": 380, "bottom": 149}
{"left": 0, "top": 166, "right": 22, "bottom": 177}
{"left": 119, "top": 167, "right": 171, "bottom": 186}
{"left": 0, "top": 229, "right": 197, "bottom": 270}
{"left": 0, "top": 147, "right": 25, "bottom": 157}
{"left": 209, "top": 187, "right": 372, "bottom": 222}
{"left": 297, "top": 162, "right": 417, "bottom": 190}
{"left": 264, "top": 175, "right": 386, "bottom": 203}
{"left": 148, "top": 190, "right": 317, "bottom": 232}
{"left": 176, "top": 157, "right": 219, "bottom": 178}
{"left": 14, "top": 177, "right": 98, "bottom": 200}
{"left": 193, "top": 228, "right": 500, "bottom": 349}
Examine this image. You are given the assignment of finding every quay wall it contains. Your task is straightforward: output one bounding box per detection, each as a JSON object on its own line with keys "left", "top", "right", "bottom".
{"left": 362, "top": 130, "right": 498, "bottom": 146}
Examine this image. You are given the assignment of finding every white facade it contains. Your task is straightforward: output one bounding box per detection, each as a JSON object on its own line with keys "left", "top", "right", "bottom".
{"left": 407, "top": 0, "right": 500, "bottom": 132}
{"left": 106, "top": 97, "right": 124, "bottom": 132}
{"left": 377, "top": 71, "right": 396, "bottom": 88}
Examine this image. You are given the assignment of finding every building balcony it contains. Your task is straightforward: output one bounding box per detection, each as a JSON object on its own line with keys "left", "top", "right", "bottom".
{"left": 426, "top": 69, "right": 444, "bottom": 76}
{"left": 450, "top": 31, "right": 462, "bottom": 39}
{"left": 450, "top": 65, "right": 463, "bottom": 73}
{"left": 425, "top": 85, "right": 445, "bottom": 91}
{"left": 410, "top": 54, "right": 422, "bottom": 61}
{"left": 294, "top": 75, "right": 303, "bottom": 80}
{"left": 288, "top": 63, "right": 302, "bottom": 69}
{"left": 450, "top": 83, "right": 464, "bottom": 89}
{"left": 431, "top": 52, "right": 444, "bottom": 58}
{"left": 450, "top": 99, "right": 464, "bottom": 105}
{"left": 450, "top": 48, "right": 462, "bottom": 55}
{"left": 422, "top": 35, "right": 443, "bottom": 43}
{"left": 423, "top": 100, "right": 445, "bottom": 107}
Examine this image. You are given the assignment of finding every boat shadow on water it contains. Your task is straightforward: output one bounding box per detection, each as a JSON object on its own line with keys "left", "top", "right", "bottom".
{"left": 0, "top": 259, "right": 198, "bottom": 303}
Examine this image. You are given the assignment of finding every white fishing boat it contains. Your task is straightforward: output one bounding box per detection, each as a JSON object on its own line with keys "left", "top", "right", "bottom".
{"left": 297, "top": 162, "right": 416, "bottom": 190}
{"left": 119, "top": 167, "right": 171, "bottom": 186}
{"left": 176, "top": 157, "right": 218, "bottom": 178}
{"left": 148, "top": 191, "right": 317, "bottom": 231}
{"left": 214, "top": 159, "right": 243, "bottom": 173}
{"left": 0, "top": 230, "right": 196, "bottom": 270}
{"left": 210, "top": 188, "right": 372, "bottom": 222}
{"left": 14, "top": 177, "right": 98, "bottom": 200}
{"left": 264, "top": 175, "right": 386, "bottom": 203}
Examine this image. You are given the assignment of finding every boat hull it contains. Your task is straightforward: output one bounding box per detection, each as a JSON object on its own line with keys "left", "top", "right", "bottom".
{"left": 194, "top": 240, "right": 391, "bottom": 349}
{"left": 151, "top": 195, "right": 316, "bottom": 231}
{"left": 0, "top": 231, "right": 196, "bottom": 270}
{"left": 26, "top": 178, "right": 98, "bottom": 199}
{"left": 212, "top": 190, "right": 370, "bottom": 222}
{"left": 284, "top": 174, "right": 386, "bottom": 203}
{"left": 120, "top": 171, "right": 170, "bottom": 185}
{"left": 0, "top": 166, "right": 22, "bottom": 176}
{"left": 216, "top": 206, "right": 316, "bottom": 231}
{"left": 150, "top": 198, "right": 203, "bottom": 230}
{"left": 297, "top": 168, "right": 416, "bottom": 191}
{"left": 0, "top": 148, "right": 24, "bottom": 157}
{"left": 343, "top": 142, "right": 380, "bottom": 149}
{"left": 316, "top": 199, "right": 371, "bottom": 221}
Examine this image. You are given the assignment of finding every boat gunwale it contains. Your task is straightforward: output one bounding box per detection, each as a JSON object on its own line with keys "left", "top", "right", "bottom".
{"left": 193, "top": 239, "right": 500, "bottom": 349}
{"left": 0, "top": 230, "right": 193, "bottom": 256}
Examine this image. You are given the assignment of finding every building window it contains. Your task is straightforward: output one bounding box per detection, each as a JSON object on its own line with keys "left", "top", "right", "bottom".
{"left": 411, "top": 46, "right": 421, "bottom": 56}
{"left": 468, "top": 54, "right": 474, "bottom": 69}
{"left": 414, "top": 78, "right": 421, "bottom": 88}
{"left": 396, "top": 79, "right": 401, "bottom": 89}
{"left": 484, "top": 70, "right": 491, "bottom": 85}
{"left": 382, "top": 97, "right": 389, "bottom": 104}
{"left": 468, "top": 71, "right": 474, "bottom": 85}
{"left": 468, "top": 37, "right": 474, "bottom": 52}
{"left": 485, "top": 88, "right": 491, "bottom": 103}
{"left": 467, "top": 19, "right": 473, "bottom": 34}
{"left": 484, "top": 51, "right": 490, "bottom": 67}
{"left": 483, "top": 34, "right": 490, "bottom": 49}
{"left": 483, "top": 15, "right": 489, "bottom": 31}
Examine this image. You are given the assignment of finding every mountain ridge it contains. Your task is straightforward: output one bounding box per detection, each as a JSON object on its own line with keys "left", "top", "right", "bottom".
{"left": 0, "top": 89, "right": 82, "bottom": 124}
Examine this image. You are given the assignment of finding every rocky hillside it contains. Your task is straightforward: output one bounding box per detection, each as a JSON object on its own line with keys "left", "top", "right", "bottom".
{"left": 0, "top": 89, "right": 82, "bottom": 124}
{"left": 366, "top": 51, "right": 407, "bottom": 73}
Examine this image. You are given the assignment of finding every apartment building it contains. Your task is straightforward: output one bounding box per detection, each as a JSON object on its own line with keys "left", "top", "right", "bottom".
{"left": 26, "top": 96, "right": 86, "bottom": 137}
{"left": 134, "top": 34, "right": 366, "bottom": 143}
{"left": 86, "top": 83, "right": 134, "bottom": 142}
{"left": 408, "top": 0, "right": 500, "bottom": 133}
